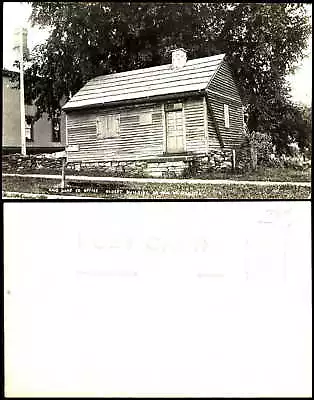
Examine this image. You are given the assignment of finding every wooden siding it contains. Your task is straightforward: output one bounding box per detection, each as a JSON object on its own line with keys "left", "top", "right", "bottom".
{"left": 67, "top": 97, "right": 213, "bottom": 163}
{"left": 206, "top": 92, "right": 244, "bottom": 150}
{"left": 205, "top": 61, "right": 244, "bottom": 149}
{"left": 67, "top": 104, "right": 164, "bottom": 163}
{"left": 206, "top": 98, "right": 224, "bottom": 150}
{"left": 184, "top": 98, "right": 207, "bottom": 154}
{"left": 207, "top": 60, "right": 242, "bottom": 103}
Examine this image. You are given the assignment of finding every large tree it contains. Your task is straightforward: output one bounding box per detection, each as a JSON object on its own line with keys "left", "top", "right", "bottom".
{"left": 23, "top": 2, "right": 311, "bottom": 150}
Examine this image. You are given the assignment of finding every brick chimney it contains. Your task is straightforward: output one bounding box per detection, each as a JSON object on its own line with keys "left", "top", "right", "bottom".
{"left": 171, "top": 48, "right": 187, "bottom": 69}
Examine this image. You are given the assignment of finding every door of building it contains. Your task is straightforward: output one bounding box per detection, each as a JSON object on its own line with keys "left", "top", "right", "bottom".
{"left": 166, "top": 110, "right": 185, "bottom": 153}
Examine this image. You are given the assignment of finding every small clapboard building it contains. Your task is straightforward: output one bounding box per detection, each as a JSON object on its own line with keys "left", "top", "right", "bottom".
{"left": 63, "top": 49, "right": 244, "bottom": 177}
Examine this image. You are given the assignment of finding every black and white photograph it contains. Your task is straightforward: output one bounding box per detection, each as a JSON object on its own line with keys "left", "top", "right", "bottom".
{"left": 2, "top": 2, "right": 312, "bottom": 398}
{"left": 2, "top": 2, "right": 311, "bottom": 199}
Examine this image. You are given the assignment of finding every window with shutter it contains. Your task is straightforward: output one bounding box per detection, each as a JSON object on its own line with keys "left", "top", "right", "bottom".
{"left": 96, "top": 115, "right": 120, "bottom": 139}
{"left": 224, "top": 104, "right": 230, "bottom": 128}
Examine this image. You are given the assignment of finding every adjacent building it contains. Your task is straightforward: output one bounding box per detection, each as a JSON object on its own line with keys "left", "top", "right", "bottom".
{"left": 2, "top": 68, "right": 66, "bottom": 153}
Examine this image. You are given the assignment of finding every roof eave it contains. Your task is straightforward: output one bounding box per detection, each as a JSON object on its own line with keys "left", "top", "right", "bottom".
{"left": 62, "top": 89, "right": 206, "bottom": 112}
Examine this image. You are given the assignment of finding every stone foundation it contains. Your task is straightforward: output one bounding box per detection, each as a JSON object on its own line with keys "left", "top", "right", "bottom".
{"left": 2, "top": 150, "right": 234, "bottom": 177}
{"left": 2, "top": 153, "right": 64, "bottom": 172}
{"left": 67, "top": 150, "right": 234, "bottom": 178}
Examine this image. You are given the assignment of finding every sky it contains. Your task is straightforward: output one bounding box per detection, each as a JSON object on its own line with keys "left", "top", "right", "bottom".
{"left": 2, "top": 2, "right": 312, "bottom": 106}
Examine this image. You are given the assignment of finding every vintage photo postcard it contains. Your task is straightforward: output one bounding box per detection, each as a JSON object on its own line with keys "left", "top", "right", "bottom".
{"left": 2, "top": 2, "right": 312, "bottom": 398}
{"left": 2, "top": 3, "right": 311, "bottom": 200}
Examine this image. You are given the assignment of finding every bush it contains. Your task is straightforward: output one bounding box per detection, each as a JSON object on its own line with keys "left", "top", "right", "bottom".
{"left": 236, "top": 127, "right": 312, "bottom": 172}
{"left": 236, "top": 130, "right": 274, "bottom": 170}
{"left": 281, "top": 154, "right": 311, "bottom": 170}
{"left": 267, "top": 140, "right": 311, "bottom": 170}
{"left": 253, "top": 132, "right": 274, "bottom": 165}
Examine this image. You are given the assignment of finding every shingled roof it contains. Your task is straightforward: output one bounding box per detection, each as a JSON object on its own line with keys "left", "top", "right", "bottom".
{"left": 62, "top": 53, "right": 225, "bottom": 111}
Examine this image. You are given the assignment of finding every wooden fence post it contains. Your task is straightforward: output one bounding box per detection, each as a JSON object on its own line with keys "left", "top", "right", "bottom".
{"left": 232, "top": 149, "right": 236, "bottom": 171}
{"left": 60, "top": 157, "right": 66, "bottom": 190}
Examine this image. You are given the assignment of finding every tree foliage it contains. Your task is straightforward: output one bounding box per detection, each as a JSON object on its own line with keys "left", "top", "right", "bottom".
{"left": 276, "top": 102, "right": 312, "bottom": 153}
{"left": 22, "top": 2, "right": 311, "bottom": 151}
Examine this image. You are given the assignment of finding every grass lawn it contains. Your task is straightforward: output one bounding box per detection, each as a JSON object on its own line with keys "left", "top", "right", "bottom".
{"left": 199, "top": 166, "right": 311, "bottom": 182}
{"left": 3, "top": 176, "right": 61, "bottom": 195}
{"left": 2, "top": 175, "right": 311, "bottom": 199}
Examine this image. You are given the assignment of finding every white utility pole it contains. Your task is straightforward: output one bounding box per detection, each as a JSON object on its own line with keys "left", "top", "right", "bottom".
{"left": 19, "top": 27, "right": 27, "bottom": 156}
